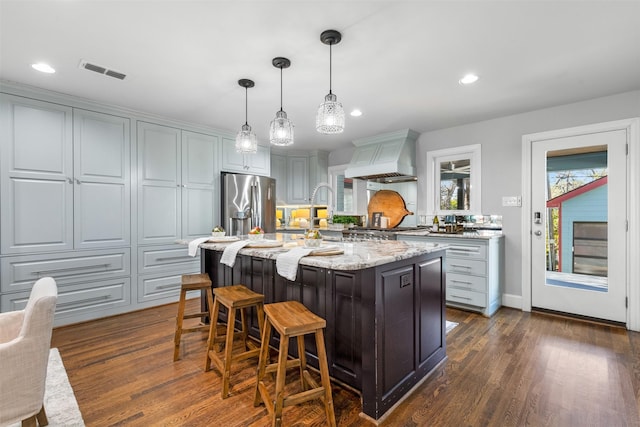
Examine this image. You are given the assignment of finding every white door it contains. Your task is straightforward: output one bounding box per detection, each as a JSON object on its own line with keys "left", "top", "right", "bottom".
{"left": 531, "top": 129, "right": 627, "bottom": 322}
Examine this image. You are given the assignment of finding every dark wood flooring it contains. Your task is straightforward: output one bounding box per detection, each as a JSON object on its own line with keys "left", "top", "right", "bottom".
{"left": 51, "top": 301, "right": 640, "bottom": 426}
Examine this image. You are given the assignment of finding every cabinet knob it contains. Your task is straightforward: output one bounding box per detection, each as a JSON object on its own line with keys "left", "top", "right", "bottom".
{"left": 67, "top": 177, "right": 73, "bottom": 184}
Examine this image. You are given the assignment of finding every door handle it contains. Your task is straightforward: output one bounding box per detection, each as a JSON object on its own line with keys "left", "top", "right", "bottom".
{"left": 534, "top": 230, "right": 542, "bottom": 236}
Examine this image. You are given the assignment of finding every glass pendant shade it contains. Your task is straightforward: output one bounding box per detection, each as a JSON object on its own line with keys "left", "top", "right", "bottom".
{"left": 236, "top": 78, "right": 257, "bottom": 154}
{"left": 270, "top": 57, "right": 294, "bottom": 147}
{"left": 235, "top": 124, "right": 257, "bottom": 154}
{"left": 317, "top": 30, "right": 345, "bottom": 135}
{"left": 269, "top": 110, "right": 294, "bottom": 146}
{"left": 316, "top": 93, "right": 345, "bottom": 134}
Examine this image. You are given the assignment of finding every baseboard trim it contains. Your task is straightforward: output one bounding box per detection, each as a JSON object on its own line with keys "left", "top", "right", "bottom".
{"left": 502, "top": 293, "right": 522, "bottom": 310}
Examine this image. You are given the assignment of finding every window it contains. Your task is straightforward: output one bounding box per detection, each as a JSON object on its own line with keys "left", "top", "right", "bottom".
{"left": 426, "top": 144, "right": 481, "bottom": 215}
{"left": 328, "top": 165, "right": 362, "bottom": 214}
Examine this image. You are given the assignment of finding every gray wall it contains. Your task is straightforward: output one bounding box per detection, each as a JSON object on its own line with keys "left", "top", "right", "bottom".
{"left": 329, "top": 90, "right": 640, "bottom": 300}
{"left": 415, "top": 90, "right": 640, "bottom": 299}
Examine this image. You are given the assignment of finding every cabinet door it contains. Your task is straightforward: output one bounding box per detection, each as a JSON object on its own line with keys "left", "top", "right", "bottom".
{"left": 309, "top": 151, "right": 329, "bottom": 205}
{"left": 248, "top": 144, "right": 271, "bottom": 176}
{"left": 270, "top": 154, "right": 287, "bottom": 203}
{"left": 287, "top": 155, "right": 309, "bottom": 203}
{"left": 181, "top": 130, "right": 217, "bottom": 239}
{"left": 137, "top": 122, "right": 181, "bottom": 244}
{"left": 221, "top": 136, "right": 246, "bottom": 172}
{"left": 0, "top": 95, "right": 74, "bottom": 254}
{"left": 73, "top": 109, "right": 131, "bottom": 249}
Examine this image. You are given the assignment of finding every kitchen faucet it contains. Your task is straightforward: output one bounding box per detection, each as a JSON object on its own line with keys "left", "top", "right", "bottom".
{"left": 309, "top": 182, "right": 333, "bottom": 227}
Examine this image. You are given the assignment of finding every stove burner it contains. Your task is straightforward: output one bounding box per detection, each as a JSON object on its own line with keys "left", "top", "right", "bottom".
{"left": 342, "top": 226, "right": 424, "bottom": 241}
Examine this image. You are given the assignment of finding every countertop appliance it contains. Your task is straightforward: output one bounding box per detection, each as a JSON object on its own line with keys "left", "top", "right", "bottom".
{"left": 221, "top": 172, "right": 276, "bottom": 236}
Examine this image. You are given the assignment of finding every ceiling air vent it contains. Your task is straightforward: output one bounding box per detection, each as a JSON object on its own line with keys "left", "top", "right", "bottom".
{"left": 79, "top": 59, "right": 126, "bottom": 80}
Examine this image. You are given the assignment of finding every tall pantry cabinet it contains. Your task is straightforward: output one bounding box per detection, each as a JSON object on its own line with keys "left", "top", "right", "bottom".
{"left": 136, "top": 122, "right": 218, "bottom": 304}
{"left": 0, "top": 94, "right": 132, "bottom": 324}
{"left": 0, "top": 87, "right": 223, "bottom": 326}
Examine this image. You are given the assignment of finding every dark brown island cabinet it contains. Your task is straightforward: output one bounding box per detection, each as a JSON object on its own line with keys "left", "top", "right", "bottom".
{"left": 200, "top": 242, "right": 447, "bottom": 421}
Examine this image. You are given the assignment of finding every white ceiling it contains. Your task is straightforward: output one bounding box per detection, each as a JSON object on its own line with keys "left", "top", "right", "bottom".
{"left": 1, "top": 1, "right": 639, "bottom": 152}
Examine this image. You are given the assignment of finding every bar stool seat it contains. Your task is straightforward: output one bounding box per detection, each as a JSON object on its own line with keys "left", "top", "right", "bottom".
{"left": 173, "top": 273, "right": 213, "bottom": 361}
{"left": 205, "top": 285, "right": 265, "bottom": 399}
{"left": 254, "top": 301, "right": 336, "bottom": 427}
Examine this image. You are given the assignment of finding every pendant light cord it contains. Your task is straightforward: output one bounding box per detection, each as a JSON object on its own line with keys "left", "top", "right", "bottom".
{"left": 280, "top": 66, "right": 284, "bottom": 112}
{"left": 329, "top": 43, "right": 333, "bottom": 95}
{"left": 244, "top": 87, "right": 248, "bottom": 126}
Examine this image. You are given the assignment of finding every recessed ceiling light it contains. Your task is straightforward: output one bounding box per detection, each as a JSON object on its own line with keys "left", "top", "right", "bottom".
{"left": 459, "top": 74, "right": 479, "bottom": 85}
{"left": 32, "top": 63, "right": 56, "bottom": 74}
{"left": 350, "top": 109, "right": 363, "bottom": 117}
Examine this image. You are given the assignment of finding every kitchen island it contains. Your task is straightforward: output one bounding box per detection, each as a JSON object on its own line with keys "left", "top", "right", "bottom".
{"left": 195, "top": 235, "right": 447, "bottom": 422}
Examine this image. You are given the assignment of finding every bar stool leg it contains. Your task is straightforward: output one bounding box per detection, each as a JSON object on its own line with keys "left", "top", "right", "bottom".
{"left": 221, "top": 306, "right": 237, "bottom": 398}
{"left": 296, "top": 335, "right": 307, "bottom": 391}
{"left": 240, "top": 307, "right": 249, "bottom": 350}
{"left": 273, "top": 336, "right": 290, "bottom": 427}
{"left": 254, "top": 319, "right": 272, "bottom": 407}
{"left": 315, "top": 328, "right": 336, "bottom": 427}
{"left": 204, "top": 298, "right": 221, "bottom": 372}
{"left": 173, "top": 288, "right": 188, "bottom": 361}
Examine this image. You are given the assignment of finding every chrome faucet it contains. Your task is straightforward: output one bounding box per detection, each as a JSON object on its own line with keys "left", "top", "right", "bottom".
{"left": 309, "top": 182, "right": 333, "bottom": 227}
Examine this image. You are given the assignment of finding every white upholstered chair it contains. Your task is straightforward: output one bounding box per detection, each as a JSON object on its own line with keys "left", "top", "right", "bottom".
{"left": 0, "top": 277, "right": 58, "bottom": 427}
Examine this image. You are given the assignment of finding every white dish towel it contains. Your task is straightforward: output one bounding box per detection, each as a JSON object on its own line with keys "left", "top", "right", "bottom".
{"left": 220, "top": 240, "right": 251, "bottom": 267}
{"left": 276, "top": 247, "right": 315, "bottom": 281}
{"left": 188, "top": 237, "right": 211, "bottom": 257}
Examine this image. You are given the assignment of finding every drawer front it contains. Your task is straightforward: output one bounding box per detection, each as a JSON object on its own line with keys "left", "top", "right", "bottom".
{"left": 1, "top": 249, "right": 131, "bottom": 292}
{"left": 1, "top": 277, "right": 131, "bottom": 321}
{"left": 446, "top": 287, "right": 486, "bottom": 308}
{"left": 446, "top": 258, "right": 486, "bottom": 276}
{"left": 426, "top": 237, "right": 487, "bottom": 260}
{"left": 138, "top": 245, "right": 200, "bottom": 274}
{"left": 138, "top": 268, "right": 200, "bottom": 303}
{"left": 447, "top": 272, "right": 487, "bottom": 293}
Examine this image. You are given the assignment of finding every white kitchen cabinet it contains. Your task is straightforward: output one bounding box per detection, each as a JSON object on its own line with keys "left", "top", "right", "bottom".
{"left": 270, "top": 154, "right": 287, "bottom": 204}
{"left": 0, "top": 248, "right": 132, "bottom": 326}
{"left": 137, "top": 122, "right": 218, "bottom": 245}
{"left": 271, "top": 150, "right": 328, "bottom": 205}
{"left": 73, "top": 109, "right": 131, "bottom": 249}
{"left": 0, "top": 95, "right": 130, "bottom": 254}
{"left": 287, "top": 155, "right": 310, "bottom": 203}
{"left": 137, "top": 244, "right": 200, "bottom": 303}
{"left": 1, "top": 95, "right": 73, "bottom": 253}
{"left": 0, "top": 248, "right": 131, "bottom": 293}
{"left": 221, "top": 136, "right": 270, "bottom": 176}
{"left": 181, "top": 130, "right": 218, "bottom": 240}
{"left": 398, "top": 234, "right": 504, "bottom": 316}
{"left": 1, "top": 277, "right": 131, "bottom": 327}
{"left": 309, "top": 150, "right": 329, "bottom": 205}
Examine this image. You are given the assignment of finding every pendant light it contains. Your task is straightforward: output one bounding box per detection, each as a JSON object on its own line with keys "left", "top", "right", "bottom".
{"left": 235, "top": 79, "right": 258, "bottom": 154}
{"left": 316, "top": 29, "right": 345, "bottom": 134}
{"left": 269, "top": 57, "right": 294, "bottom": 146}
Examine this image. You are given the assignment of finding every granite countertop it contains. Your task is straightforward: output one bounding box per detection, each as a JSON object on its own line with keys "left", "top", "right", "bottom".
{"left": 180, "top": 233, "right": 446, "bottom": 271}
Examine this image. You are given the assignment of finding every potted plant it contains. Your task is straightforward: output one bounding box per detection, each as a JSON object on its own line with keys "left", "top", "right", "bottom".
{"left": 331, "top": 215, "right": 360, "bottom": 229}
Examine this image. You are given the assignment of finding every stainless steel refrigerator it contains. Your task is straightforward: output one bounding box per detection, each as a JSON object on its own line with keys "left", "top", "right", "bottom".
{"left": 221, "top": 172, "right": 276, "bottom": 236}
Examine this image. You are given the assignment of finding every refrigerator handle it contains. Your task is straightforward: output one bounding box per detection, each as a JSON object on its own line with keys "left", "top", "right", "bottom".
{"left": 251, "top": 182, "right": 258, "bottom": 229}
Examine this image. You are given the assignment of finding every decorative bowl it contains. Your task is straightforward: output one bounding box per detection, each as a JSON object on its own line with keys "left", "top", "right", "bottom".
{"left": 211, "top": 231, "right": 226, "bottom": 238}
{"left": 304, "top": 229, "right": 323, "bottom": 247}
{"left": 248, "top": 233, "right": 264, "bottom": 241}
{"left": 304, "top": 238, "right": 323, "bottom": 248}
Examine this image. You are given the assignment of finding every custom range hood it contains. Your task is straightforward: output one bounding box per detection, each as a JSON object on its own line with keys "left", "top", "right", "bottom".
{"left": 344, "top": 129, "right": 419, "bottom": 183}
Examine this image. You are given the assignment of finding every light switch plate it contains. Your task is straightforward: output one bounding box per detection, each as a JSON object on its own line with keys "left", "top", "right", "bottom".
{"left": 502, "top": 196, "right": 522, "bottom": 207}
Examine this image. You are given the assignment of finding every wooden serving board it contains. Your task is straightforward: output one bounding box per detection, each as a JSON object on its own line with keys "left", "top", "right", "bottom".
{"left": 367, "top": 190, "right": 413, "bottom": 228}
{"left": 308, "top": 248, "right": 344, "bottom": 256}
{"left": 245, "top": 240, "right": 283, "bottom": 248}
